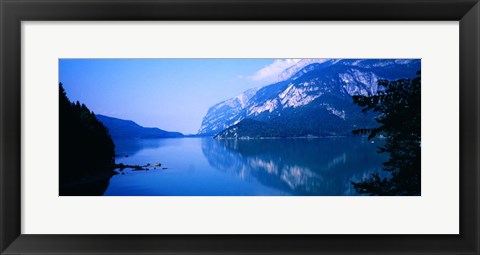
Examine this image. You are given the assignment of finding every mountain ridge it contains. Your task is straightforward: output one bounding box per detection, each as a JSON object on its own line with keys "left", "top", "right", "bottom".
{"left": 96, "top": 114, "right": 184, "bottom": 140}
{"left": 200, "top": 59, "right": 421, "bottom": 138}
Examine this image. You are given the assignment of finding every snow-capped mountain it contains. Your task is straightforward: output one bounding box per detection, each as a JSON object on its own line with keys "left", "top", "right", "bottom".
{"left": 275, "top": 59, "right": 330, "bottom": 83}
{"left": 198, "top": 59, "right": 421, "bottom": 138}
{"left": 198, "top": 87, "right": 260, "bottom": 135}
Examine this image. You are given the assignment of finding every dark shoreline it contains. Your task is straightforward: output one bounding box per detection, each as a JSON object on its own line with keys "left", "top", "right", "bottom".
{"left": 59, "top": 171, "right": 114, "bottom": 196}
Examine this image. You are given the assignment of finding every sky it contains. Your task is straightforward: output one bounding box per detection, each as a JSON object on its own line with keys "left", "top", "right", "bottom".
{"left": 59, "top": 59, "right": 301, "bottom": 134}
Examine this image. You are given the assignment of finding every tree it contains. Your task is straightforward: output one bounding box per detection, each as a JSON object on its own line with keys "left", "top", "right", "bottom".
{"left": 351, "top": 71, "right": 421, "bottom": 195}
{"left": 60, "top": 83, "right": 115, "bottom": 195}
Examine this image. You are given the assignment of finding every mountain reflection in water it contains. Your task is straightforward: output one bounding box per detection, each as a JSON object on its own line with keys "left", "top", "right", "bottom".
{"left": 103, "top": 137, "right": 387, "bottom": 196}
{"left": 201, "top": 137, "right": 387, "bottom": 196}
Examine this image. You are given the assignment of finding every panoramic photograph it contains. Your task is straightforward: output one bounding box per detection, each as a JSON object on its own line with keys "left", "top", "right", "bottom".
{"left": 59, "top": 58, "right": 421, "bottom": 196}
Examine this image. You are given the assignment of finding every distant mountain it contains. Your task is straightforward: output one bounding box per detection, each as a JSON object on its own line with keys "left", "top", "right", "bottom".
{"left": 199, "top": 59, "right": 420, "bottom": 139}
{"left": 96, "top": 114, "right": 183, "bottom": 139}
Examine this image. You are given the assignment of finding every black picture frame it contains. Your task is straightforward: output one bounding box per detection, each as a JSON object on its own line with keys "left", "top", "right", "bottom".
{"left": 1, "top": 0, "right": 479, "bottom": 254}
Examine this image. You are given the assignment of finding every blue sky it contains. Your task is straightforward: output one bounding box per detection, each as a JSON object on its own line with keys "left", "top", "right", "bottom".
{"left": 59, "top": 59, "right": 296, "bottom": 134}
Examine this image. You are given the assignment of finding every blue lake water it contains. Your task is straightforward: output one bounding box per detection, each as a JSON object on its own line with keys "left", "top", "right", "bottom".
{"left": 103, "top": 137, "right": 388, "bottom": 196}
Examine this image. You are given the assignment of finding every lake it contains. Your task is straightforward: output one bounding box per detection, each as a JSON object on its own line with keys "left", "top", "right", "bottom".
{"left": 103, "top": 137, "right": 388, "bottom": 196}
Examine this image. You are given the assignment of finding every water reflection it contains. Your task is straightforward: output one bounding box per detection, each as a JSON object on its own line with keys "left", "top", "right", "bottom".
{"left": 202, "top": 137, "right": 387, "bottom": 195}
{"left": 114, "top": 138, "right": 169, "bottom": 157}
{"left": 103, "top": 137, "right": 388, "bottom": 196}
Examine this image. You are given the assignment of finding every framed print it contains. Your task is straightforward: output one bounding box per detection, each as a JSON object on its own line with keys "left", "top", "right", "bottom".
{"left": 57, "top": 57, "right": 422, "bottom": 197}
{"left": 1, "top": 0, "right": 479, "bottom": 254}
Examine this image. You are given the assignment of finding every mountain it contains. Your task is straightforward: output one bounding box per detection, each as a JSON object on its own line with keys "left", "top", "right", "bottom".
{"left": 199, "top": 59, "right": 420, "bottom": 139}
{"left": 96, "top": 114, "right": 183, "bottom": 139}
{"left": 276, "top": 59, "right": 331, "bottom": 82}
{"left": 197, "top": 87, "right": 260, "bottom": 135}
